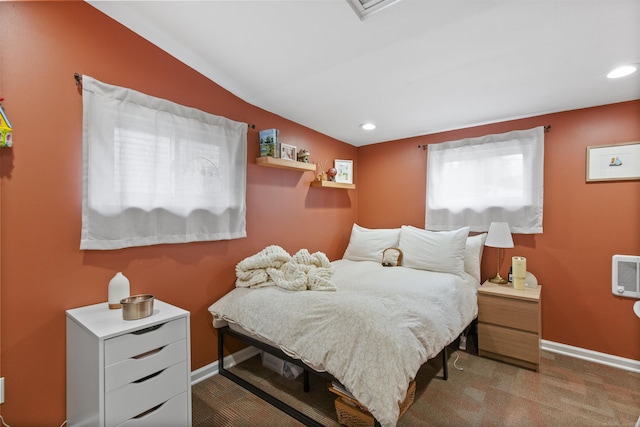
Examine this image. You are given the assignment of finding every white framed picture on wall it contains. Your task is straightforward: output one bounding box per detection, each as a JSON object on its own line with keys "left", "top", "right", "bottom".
{"left": 335, "top": 159, "right": 353, "bottom": 184}
{"left": 586, "top": 141, "right": 640, "bottom": 182}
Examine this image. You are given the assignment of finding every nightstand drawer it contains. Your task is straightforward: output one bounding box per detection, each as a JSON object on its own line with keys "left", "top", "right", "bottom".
{"left": 478, "top": 323, "right": 539, "bottom": 364}
{"left": 105, "top": 339, "right": 187, "bottom": 392}
{"left": 478, "top": 294, "right": 539, "bottom": 332}
{"left": 115, "top": 391, "right": 189, "bottom": 427}
{"left": 105, "top": 318, "right": 187, "bottom": 365}
{"left": 105, "top": 360, "right": 189, "bottom": 427}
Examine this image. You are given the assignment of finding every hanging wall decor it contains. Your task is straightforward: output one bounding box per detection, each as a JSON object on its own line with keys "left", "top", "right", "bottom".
{"left": 586, "top": 141, "right": 640, "bottom": 182}
{"left": 0, "top": 104, "right": 13, "bottom": 148}
{"left": 334, "top": 159, "right": 353, "bottom": 184}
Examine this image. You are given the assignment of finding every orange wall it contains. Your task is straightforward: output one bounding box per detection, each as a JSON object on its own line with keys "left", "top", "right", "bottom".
{"left": 1, "top": 2, "right": 639, "bottom": 426}
{"left": 358, "top": 101, "right": 640, "bottom": 361}
{"left": 0, "top": 2, "right": 357, "bottom": 425}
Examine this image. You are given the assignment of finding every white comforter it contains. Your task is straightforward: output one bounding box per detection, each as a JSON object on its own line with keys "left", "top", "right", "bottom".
{"left": 208, "top": 259, "right": 479, "bottom": 427}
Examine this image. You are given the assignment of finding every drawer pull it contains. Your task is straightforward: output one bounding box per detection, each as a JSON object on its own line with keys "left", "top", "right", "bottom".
{"left": 132, "top": 324, "right": 163, "bottom": 335}
{"left": 133, "top": 346, "right": 164, "bottom": 359}
{"left": 133, "top": 402, "right": 164, "bottom": 419}
{"left": 105, "top": 318, "right": 186, "bottom": 366}
{"left": 134, "top": 369, "right": 165, "bottom": 384}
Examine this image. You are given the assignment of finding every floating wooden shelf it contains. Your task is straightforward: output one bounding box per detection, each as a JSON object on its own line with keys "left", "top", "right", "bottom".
{"left": 256, "top": 156, "right": 316, "bottom": 172}
{"left": 310, "top": 180, "right": 356, "bottom": 190}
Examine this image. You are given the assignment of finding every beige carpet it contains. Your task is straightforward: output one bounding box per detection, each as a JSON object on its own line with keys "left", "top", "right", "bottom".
{"left": 192, "top": 350, "right": 640, "bottom": 426}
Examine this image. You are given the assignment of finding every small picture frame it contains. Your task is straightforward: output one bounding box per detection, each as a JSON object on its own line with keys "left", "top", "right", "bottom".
{"left": 586, "top": 141, "right": 640, "bottom": 182}
{"left": 280, "top": 143, "right": 297, "bottom": 161}
{"left": 334, "top": 159, "right": 353, "bottom": 184}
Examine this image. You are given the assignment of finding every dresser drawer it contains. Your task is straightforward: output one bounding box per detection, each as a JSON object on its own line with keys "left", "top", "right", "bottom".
{"left": 478, "top": 294, "right": 539, "bottom": 332}
{"left": 105, "top": 360, "right": 189, "bottom": 427}
{"left": 105, "top": 318, "right": 187, "bottom": 365}
{"left": 105, "top": 339, "right": 187, "bottom": 392}
{"left": 478, "top": 323, "right": 539, "bottom": 364}
{"left": 115, "top": 392, "right": 189, "bottom": 427}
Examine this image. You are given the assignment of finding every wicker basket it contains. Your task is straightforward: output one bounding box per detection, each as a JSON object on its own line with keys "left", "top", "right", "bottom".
{"left": 333, "top": 380, "right": 416, "bottom": 427}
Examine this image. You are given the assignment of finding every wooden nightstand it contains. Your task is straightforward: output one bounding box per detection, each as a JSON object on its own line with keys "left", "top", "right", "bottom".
{"left": 478, "top": 281, "right": 541, "bottom": 371}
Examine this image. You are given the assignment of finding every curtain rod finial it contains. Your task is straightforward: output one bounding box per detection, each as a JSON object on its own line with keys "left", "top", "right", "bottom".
{"left": 74, "top": 73, "right": 83, "bottom": 91}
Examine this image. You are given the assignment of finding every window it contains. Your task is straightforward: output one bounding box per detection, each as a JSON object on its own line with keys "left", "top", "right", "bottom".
{"left": 426, "top": 127, "right": 544, "bottom": 234}
{"left": 81, "top": 75, "right": 247, "bottom": 250}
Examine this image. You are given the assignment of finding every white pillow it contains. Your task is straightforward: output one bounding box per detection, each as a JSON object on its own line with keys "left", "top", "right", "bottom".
{"left": 343, "top": 224, "right": 401, "bottom": 262}
{"left": 464, "top": 233, "right": 487, "bottom": 282}
{"left": 399, "top": 226, "right": 469, "bottom": 276}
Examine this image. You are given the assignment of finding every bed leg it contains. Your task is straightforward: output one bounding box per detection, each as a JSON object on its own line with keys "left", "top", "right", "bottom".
{"left": 218, "top": 327, "right": 225, "bottom": 372}
{"left": 442, "top": 347, "right": 448, "bottom": 380}
{"left": 216, "top": 327, "right": 324, "bottom": 427}
{"left": 303, "top": 369, "right": 310, "bottom": 392}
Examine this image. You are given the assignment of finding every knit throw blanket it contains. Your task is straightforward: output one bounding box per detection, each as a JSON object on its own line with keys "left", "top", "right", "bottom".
{"left": 235, "top": 245, "right": 336, "bottom": 291}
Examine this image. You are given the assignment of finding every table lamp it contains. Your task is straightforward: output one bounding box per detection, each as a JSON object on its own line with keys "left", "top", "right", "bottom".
{"left": 485, "top": 222, "right": 514, "bottom": 284}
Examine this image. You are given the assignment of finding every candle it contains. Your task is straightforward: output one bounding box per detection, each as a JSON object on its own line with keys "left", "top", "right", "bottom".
{"left": 512, "top": 256, "right": 526, "bottom": 290}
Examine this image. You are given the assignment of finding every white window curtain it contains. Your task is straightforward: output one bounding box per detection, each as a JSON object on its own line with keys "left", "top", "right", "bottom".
{"left": 81, "top": 75, "right": 247, "bottom": 250}
{"left": 426, "top": 126, "right": 544, "bottom": 234}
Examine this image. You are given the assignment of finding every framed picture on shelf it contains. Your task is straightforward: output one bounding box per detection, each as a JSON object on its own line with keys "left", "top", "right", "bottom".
{"left": 335, "top": 159, "right": 353, "bottom": 184}
{"left": 280, "top": 143, "right": 297, "bottom": 161}
{"left": 259, "top": 128, "right": 279, "bottom": 157}
{"left": 586, "top": 141, "right": 640, "bottom": 182}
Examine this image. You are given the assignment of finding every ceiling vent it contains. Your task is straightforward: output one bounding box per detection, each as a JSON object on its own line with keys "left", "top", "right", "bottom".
{"left": 346, "top": 0, "right": 403, "bottom": 20}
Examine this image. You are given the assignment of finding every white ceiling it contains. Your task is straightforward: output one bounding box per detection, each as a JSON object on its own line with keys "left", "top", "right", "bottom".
{"left": 87, "top": 0, "right": 640, "bottom": 147}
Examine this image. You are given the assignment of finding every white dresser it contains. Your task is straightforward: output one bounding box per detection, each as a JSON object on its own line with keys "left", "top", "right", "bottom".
{"left": 66, "top": 300, "right": 191, "bottom": 427}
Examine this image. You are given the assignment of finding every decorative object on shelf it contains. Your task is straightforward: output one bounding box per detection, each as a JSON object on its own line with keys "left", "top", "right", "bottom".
{"left": 327, "top": 167, "right": 337, "bottom": 181}
{"left": 259, "top": 128, "right": 279, "bottom": 157}
{"left": 297, "top": 148, "right": 310, "bottom": 163}
{"left": 108, "top": 272, "right": 130, "bottom": 309}
{"left": 586, "top": 141, "right": 640, "bottom": 182}
{"left": 334, "top": 159, "right": 353, "bottom": 184}
{"left": 0, "top": 104, "right": 13, "bottom": 148}
{"left": 484, "top": 222, "right": 514, "bottom": 284}
{"left": 280, "top": 143, "right": 297, "bottom": 161}
{"left": 512, "top": 256, "right": 527, "bottom": 290}
{"left": 316, "top": 160, "right": 329, "bottom": 181}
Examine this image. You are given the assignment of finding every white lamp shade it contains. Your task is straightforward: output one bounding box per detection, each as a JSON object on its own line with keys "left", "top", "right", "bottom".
{"left": 485, "top": 222, "right": 514, "bottom": 248}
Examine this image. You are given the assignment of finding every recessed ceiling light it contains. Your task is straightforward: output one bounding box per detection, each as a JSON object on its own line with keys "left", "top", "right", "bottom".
{"left": 360, "top": 122, "right": 376, "bottom": 130}
{"left": 607, "top": 65, "right": 637, "bottom": 79}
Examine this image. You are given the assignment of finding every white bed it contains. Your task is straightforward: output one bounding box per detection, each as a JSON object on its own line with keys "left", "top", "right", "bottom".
{"left": 209, "top": 225, "right": 486, "bottom": 426}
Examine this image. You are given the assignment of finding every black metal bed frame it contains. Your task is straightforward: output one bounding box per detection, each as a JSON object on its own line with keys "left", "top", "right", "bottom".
{"left": 217, "top": 325, "right": 449, "bottom": 427}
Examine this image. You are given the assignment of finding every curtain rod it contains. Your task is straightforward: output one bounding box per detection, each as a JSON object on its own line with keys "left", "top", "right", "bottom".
{"left": 417, "top": 125, "right": 552, "bottom": 150}
{"left": 73, "top": 73, "right": 255, "bottom": 129}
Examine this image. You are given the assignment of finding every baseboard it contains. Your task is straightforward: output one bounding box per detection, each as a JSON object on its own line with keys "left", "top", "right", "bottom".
{"left": 541, "top": 340, "right": 640, "bottom": 374}
{"left": 191, "top": 346, "right": 260, "bottom": 385}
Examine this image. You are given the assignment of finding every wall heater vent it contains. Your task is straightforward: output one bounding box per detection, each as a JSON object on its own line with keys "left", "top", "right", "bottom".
{"left": 612, "top": 255, "right": 640, "bottom": 298}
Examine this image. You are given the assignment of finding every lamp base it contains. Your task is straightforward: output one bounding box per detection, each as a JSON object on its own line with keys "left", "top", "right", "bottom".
{"left": 488, "top": 274, "right": 508, "bottom": 285}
